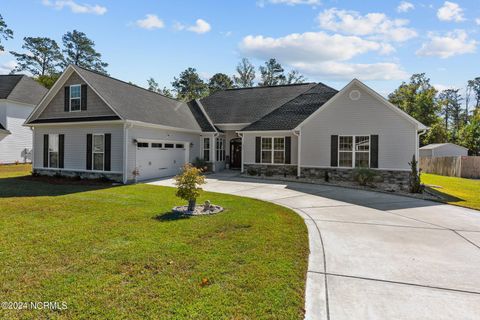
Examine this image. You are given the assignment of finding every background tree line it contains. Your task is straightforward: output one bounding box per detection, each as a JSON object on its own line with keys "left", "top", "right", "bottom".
{"left": 1, "top": 14, "right": 478, "bottom": 154}
{"left": 0, "top": 14, "right": 108, "bottom": 88}
{"left": 388, "top": 73, "right": 480, "bottom": 155}
{"left": 147, "top": 57, "right": 306, "bottom": 101}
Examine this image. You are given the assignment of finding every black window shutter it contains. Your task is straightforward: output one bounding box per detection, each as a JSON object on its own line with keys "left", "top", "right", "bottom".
{"left": 255, "top": 137, "right": 261, "bottom": 163}
{"left": 59, "top": 134, "right": 65, "bottom": 169}
{"left": 370, "top": 135, "right": 379, "bottom": 168}
{"left": 86, "top": 134, "right": 92, "bottom": 170}
{"left": 81, "top": 84, "right": 87, "bottom": 111}
{"left": 43, "top": 134, "right": 49, "bottom": 167}
{"left": 64, "top": 86, "right": 70, "bottom": 112}
{"left": 285, "top": 136, "right": 291, "bottom": 164}
{"left": 104, "top": 133, "right": 111, "bottom": 171}
{"left": 330, "top": 135, "right": 338, "bottom": 167}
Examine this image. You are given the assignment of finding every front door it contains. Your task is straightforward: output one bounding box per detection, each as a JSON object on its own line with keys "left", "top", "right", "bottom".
{"left": 230, "top": 138, "right": 242, "bottom": 169}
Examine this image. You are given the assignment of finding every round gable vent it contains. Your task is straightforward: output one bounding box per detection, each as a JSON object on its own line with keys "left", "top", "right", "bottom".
{"left": 349, "top": 90, "right": 361, "bottom": 101}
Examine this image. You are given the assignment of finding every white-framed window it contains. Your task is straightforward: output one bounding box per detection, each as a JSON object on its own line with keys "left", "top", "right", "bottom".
{"left": 70, "top": 84, "right": 81, "bottom": 112}
{"left": 93, "top": 134, "right": 104, "bottom": 171}
{"left": 203, "top": 137, "right": 210, "bottom": 162}
{"left": 216, "top": 138, "right": 225, "bottom": 161}
{"left": 338, "top": 135, "right": 370, "bottom": 168}
{"left": 48, "top": 134, "right": 59, "bottom": 168}
{"left": 261, "top": 137, "right": 285, "bottom": 164}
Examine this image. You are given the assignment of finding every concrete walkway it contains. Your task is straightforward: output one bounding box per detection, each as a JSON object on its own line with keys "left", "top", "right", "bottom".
{"left": 149, "top": 172, "right": 480, "bottom": 320}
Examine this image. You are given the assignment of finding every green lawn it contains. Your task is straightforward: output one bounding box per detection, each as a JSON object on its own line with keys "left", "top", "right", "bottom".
{"left": 422, "top": 173, "right": 480, "bottom": 210}
{"left": 0, "top": 165, "right": 308, "bottom": 319}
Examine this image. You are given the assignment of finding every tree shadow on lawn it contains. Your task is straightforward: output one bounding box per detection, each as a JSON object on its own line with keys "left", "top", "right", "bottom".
{"left": 0, "top": 175, "right": 118, "bottom": 198}
{"left": 153, "top": 211, "right": 192, "bottom": 222}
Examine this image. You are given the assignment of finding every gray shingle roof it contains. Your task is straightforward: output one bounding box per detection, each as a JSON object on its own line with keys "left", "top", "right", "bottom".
{"left": 72, "top": 65, "right": 202, "bottom": 132}
{"left": 200, "top": 83, "right": 316, "bottom": 124}
{"left": 0, "top": 75, "right": 47, "bottom": 105}
{"left": 187, "top": 100, "right": 216, "bottom": 132}
{"left": 241, "top": 83, "right": 338, "bottom": 131}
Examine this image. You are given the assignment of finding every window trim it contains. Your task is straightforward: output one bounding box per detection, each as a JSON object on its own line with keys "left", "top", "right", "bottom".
{"left": 203, "top": 137, "right": 210, "bottom": 162}
{"left": 69, "top": 84, "right": 82, "bottom": 112}
{"left": 48, "top": 133, "right": 59, "bottom": 168}
{"left": 215, "top": 137, "right": 225, "bottom": 162}
{"left": 260, "top": 137, "right": 285, "bottom": 164}
{"left": 337, "top": 135, "right": 370, "bottom": 168}
{"left": 92, "top": 133, "right": 105, "bottom": 171}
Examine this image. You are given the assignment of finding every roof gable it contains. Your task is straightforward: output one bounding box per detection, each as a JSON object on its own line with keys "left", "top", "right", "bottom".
{"left": 200, "top": 83, "right": 316, "bottom": 124}
{"left": 295, "top": 79, "right": 427, "bottom": 131}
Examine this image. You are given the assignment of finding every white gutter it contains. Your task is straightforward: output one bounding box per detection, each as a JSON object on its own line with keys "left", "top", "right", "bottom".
{"left": 123, "top": 123, "right": 133, "bottom": 184}
{"left": 293, "top": 130, "right": 301, "bottom": 177}
{"left": 237, "top": 132, "right": 244, "bottom": 173}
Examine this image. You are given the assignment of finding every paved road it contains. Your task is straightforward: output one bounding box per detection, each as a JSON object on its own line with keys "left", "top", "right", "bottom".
{"left": 150, "top": 172, "right": 480, "bottom": 320}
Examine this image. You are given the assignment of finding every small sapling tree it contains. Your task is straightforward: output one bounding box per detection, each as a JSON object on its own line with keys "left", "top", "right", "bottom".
{"left": 174, "top": 163, "right": 206, "bottom": 211}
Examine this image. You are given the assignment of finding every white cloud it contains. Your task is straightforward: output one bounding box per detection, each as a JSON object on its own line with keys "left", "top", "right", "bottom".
{"left": 257, "top": 0, "right": 320, "bottom": 7}
{"left": 0, "top": 60, "right": 17, "bottom": 74}
{"left": 135, "top": 14, "right": 164, "bottom": 30}
{"left": 434, "top": 83, "right": 459, "bottom": 92}
{"left": 42, "top": 0, "right": 106, "bottom": 15}
{"left": 397, "top": 1, "right": 414, "bottom": 13}
{"left": 175, "top": 19, "right": 211, "bottom": 34}
{"left": 476, "top": 18, "right": 480, "bottom": 25}
{"left": 187, "top": 19, "right": 211, "bottom": 34}
{"left": 292, "top": 61, "right": 408, "bottom": 81}
{"left": 416, "top": 30, "right": 477, "bottom": 58}
{"left": 317, "top": 8, "right": 417, "bottom": 42}
{"left": 437, "top": 1, "right": 465, "bottom": 22}
{"left": 239, "top": 31, "right": 405, "bottom": 81}
{"left": 240, "top": 32, "right": 393, "bottom": 62}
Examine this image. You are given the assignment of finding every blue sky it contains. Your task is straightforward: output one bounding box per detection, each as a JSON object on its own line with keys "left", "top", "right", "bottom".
{"left": 1, "top": 0, "right": 479, "bottom": 95}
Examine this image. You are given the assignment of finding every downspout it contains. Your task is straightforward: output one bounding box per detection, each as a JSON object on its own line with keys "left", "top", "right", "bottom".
{"left": 30, "top": 127, "right": 34, "bottom": 168}
{"left": 212, "top": 132, "right": 219, "bottom": 172}
{"left": 123, "top": 122, "right": 133, "bottom": 184}
{"left": 293, "top": 129, "right": 301, "bottom": 177}
{"left": 417, "top": 129, "right": 427, "bottom": 160}
{"left": 238, "top": 132, "right": 244, "bottom": 173}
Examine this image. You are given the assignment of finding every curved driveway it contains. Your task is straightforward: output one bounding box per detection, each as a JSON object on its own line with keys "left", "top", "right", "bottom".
{"left": 150, "top": 172, "right": 480, "bottom": 320}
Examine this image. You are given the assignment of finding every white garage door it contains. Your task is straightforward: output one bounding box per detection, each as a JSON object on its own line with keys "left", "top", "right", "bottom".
{"left": 136, "top": 142, "right": 187, "bottom": 181}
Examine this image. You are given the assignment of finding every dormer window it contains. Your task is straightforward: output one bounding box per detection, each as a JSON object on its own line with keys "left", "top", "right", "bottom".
{"left": 70, "top": 84, "right": 81, "bottom": 112}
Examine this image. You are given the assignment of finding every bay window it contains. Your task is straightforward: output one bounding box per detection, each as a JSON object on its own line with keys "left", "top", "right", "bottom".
{"left": 216, "top": 138, "right": 225, "bottom": 161}
{"left": 203, "top": 137, "right": 210, "bottom": 162}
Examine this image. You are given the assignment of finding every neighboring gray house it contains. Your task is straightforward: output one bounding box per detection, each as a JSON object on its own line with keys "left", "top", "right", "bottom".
{"left": 0, "top": 75, "right": 47, "bottom": 164}
{"left": 25, "top": 65, "right": 427, "bottom": 184}
{"left": 420, "top": 143, "right": 468, "bottom": 157}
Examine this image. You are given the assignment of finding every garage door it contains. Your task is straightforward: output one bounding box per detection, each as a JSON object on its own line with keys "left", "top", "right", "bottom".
{"left": 136, "top": 142, "right": 187, "bottom": 181}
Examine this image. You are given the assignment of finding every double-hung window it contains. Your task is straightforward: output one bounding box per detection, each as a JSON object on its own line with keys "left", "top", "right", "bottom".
{"left": 261, "top": 137, "right": 285, "bottom": 164}
{"left": 48, "top": 134, "right": 59, "bottom": 168}
{"left": 203, "top": 138, "right": 210, "bottom": 162}
{"left": 93, "top": 134, "right": 104, "bottom": 171}
{"left": 216, "top": 138, "right": 225, "bottom": 161}
{"left": 70, "top": 84, "right": 81, "bottom": 112}
{"left": 338, "top": 135, "right": 370, "bottom": 168}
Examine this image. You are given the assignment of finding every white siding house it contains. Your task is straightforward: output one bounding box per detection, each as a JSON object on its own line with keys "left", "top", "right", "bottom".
{"left": 0, "top": 75, "right": 47, "bottom": 164}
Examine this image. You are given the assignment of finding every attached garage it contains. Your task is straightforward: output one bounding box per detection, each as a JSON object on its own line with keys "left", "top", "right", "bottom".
{"left": 136, "top": 140, "right": 189, "bottom": 181}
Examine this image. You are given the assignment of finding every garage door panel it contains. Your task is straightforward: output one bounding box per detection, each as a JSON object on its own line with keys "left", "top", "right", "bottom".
{"left": 136, "top": 143, "right": 187, "bottom": 181}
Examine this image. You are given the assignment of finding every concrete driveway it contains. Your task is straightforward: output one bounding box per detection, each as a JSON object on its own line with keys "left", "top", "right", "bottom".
{"left": 149, "top": 172, "right": 480, "bottom": 320}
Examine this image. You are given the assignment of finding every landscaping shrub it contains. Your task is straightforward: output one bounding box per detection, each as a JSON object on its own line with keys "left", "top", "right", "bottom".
{"left": 408, "top": 154, "right": 424, "bottom": 193}
{"left": 353, "top": 167, "right": 377, "bottom": 186}
{"left": 265, "top": 168, "right": 274, "bottom": 177}
{"left": 174, "top": 163, "right": 206, "bottom": 211}
{"left": 246, "top": 167, "right": 257, "bottom": 176}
